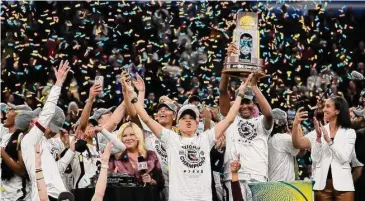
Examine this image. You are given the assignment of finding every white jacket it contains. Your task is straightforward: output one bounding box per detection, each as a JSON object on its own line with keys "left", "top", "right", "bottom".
{"left": 21, "top": 86, "right": 72, "bottom": 201}
{"left": 311, "top": 125, "right": 356, "bottom": 191}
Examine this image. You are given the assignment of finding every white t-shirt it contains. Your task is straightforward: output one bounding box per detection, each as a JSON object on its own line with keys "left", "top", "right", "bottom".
{"left": 197, "top": 119, "right": 215, "bottom": 134}
{"left": 1, "top": 123, "right": 11, "bottom": 148}
{"left": 144, "top": 130, "right": 169, "bottom": 185}
{"left": 140, "top": 118, "right": 169, "bottom": 186}
{"left": 1, "top": 123, "right": 10, "bottom": 145}
{"left": 268, "top": 133, "right": 299, "bottom": 181}
{"left": 1, "top": 129, "right": 30, "bottom": 201}
{"left": 223, "top": 115, "right": 273, "bottom": 181}
{"left": 161, "top": 128, "right": 216, "bottom": 201}
{"left": 69, "top": 144, "right": 100, "bottom": 188}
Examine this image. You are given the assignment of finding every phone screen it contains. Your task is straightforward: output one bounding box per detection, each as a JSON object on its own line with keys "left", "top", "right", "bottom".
{"left": 95, "top": 76, "right": 104, "bottom": 88}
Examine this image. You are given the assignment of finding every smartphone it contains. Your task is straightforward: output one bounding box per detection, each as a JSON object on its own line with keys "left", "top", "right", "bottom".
{"left": 95, "top": 76, "right": 104, "bottom": 89}
{"left": 122, "top": 64, "right": 136, "bottom": 80}
{"left": 295, "top": 100, "right": 315, "bottom": 120}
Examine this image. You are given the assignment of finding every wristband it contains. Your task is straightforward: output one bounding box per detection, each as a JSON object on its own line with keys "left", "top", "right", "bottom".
{"left": 36, "top": 169, "right": 42, "bottom": 173}
{"left": 36, "top": 177, "right": 44, "bottom": 181}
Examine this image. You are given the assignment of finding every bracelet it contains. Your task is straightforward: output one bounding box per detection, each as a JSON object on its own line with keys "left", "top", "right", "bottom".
{"left": 35, "top": 169, "right": 42, "bottom": 173}
{"left": 131, "top": 97, "right": 138, "bottom": 104}
{"left": 36, "top": 177, "right": 44, "bottom": 181}
{"left": 101, "top": 164, "right": 109, "bottom": 169}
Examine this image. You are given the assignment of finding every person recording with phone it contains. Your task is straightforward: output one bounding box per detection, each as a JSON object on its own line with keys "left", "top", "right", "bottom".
{"left": 292, "top": 96, "right": 356, "bottom": 201}
{"left": 108, "top": 122, "right": 164, "bottom": 191}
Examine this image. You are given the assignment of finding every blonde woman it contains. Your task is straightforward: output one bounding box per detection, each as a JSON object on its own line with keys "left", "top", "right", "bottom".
{"left": 109, "top": 122, "right": 164, "bottom": 190}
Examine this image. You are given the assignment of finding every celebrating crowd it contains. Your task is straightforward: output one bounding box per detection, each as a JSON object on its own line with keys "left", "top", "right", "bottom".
{"left": 1, "top": 1, "right": 365, "bottom": 201}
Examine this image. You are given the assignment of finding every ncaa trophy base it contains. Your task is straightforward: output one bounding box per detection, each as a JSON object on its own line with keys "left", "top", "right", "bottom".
{"left": 223, "top": 56, "right": 265, "bottom": 78}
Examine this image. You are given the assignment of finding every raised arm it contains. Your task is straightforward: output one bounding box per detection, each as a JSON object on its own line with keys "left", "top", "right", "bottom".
{"left": 103, "top": 101, "right": 126, "bottom": 132}
{"left": 35, "top": 144, "right": 48, "bottom": 201}
{"left": 132, "top": 73, "right": 146, "bottom": 107}
{"left": 95, "top": 127, "right": 126, "bottom": 154}
{"left": 292, "top": 107, "right": 312, "bottom": 149}
{"left": 38, "top": 60, "right": 71, "bottom": 128}
{"left": 121, "top": 76, "right": 163, "bottom": 138}
{"left": 215, "top": 74, "right": 252, "bottom": 140}
{"left": 79, "top": 84, "right": 102, "bottom": 132}
{"left": 91, "top": 142, "right": 112, "bottom": 201}
{"left": 219, "top": 43, "right": 237, "bottom": 117}
{"left": 251, "top": 72, "right": 273, "bottom": 130}
{"left": 57, "top": 137, "right": 76, "bottom": 173}
{"left": 219, "top": 73, "right": 231, "bottom": 117}
{"left": 23, "top": 60, "right": 71, "bottom": 146}
{"left": 122, "top": 71, "right": 138, "bottom": 117}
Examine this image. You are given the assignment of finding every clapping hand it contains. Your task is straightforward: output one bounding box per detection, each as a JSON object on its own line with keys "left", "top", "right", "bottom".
{"left": 314, "top": 117, "right": 330, "bottom": 143}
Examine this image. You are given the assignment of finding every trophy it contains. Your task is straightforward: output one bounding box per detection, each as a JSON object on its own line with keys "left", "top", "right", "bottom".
{"left": 223, "top": 12, "right": 265, "bottom": 77}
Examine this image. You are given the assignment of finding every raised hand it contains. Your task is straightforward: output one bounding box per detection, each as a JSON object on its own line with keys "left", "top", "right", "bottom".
{"left": 121, "top": 71, "right": 135, "bottom": 97}
{"left": 200, "top": 107, "right": 212, "bottom": 119}
{"left": 54, "top": 60, "right": 71, "bottom": 87}
{"left": 230, "top": 154, "right": 241, "bottom": 173}
{"left": 237, "top": 73, "right": 253, "bottom": 95}
{"left": 89, "top": 84, "right": 103, "bottom": 99}
{"left": 251, "top": 70, "right": 266, "bottom": 86}
{"left": 132, "top": 73, "right": 145, "bottom": 92}
{"left": 226, "top": 42, "right": 238, "bottom": 56}
{"left": 293, "top": 107, "right": 308, "bottom": 126}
